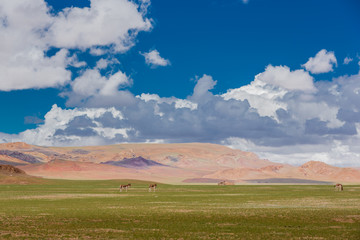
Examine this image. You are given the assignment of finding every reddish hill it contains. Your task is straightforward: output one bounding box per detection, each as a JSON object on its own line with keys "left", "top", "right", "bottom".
{"left": 298, "top": 161, "right": 360, "bottom": 182}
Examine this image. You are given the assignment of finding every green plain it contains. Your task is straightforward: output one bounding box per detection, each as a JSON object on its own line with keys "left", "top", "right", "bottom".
{"left": 0, "top": 180, "right": 359, "bottom": 239}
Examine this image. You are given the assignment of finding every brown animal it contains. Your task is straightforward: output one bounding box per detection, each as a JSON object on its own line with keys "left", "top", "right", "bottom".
{"left": 334, "top": 183, "right": 343, "bottom": 191}
{"left": 218, "top": 181, "right": 225, "bottom": 186}
{"left": 149, "top": 183, "right": 157, "bottom": 192}
{"left": 218, "top": 180, "right": 234, "bottom": 186}
{"left": 119, "top": 183, "right": 131, "bottom": 192}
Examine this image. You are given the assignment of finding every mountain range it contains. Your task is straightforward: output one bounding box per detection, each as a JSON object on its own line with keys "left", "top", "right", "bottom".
{"left": 0, "top": 142, "right": 359, "bottom": 184}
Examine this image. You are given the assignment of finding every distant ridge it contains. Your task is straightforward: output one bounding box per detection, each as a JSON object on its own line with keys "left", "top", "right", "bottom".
{"left": 0, "top": 142, "right": 359, "bottom": 184}
{"left": 102, "top": 156, "right": 167, "bottom": 169}
{"left": 0, "top": 150, "right": 41, "bottom": 164}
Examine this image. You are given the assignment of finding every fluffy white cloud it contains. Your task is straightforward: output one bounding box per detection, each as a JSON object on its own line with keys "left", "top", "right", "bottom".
{"left": 71, "top": 69, "right": 130, "bottom": 97}
{"left": 0, "top": 48, "right": 71, "bottom": 91}
{"left": 142, "top": 49, "right": 171, "bottom": 67}
{"left": 256, "top": 65, "right": 316, "bottom": 92}
{"left": 49, "top": 0, "right": 152, "bottom": 52}
{"left": 0, "top": 0, "right": 151, "bottom": 91}
{"left": 0, "top": 0, "right": 71, "bottom": 91}
{"left": 223, "top": 73, "right": 288, "bottom": 119}
{"left": 302, "top": 49, "right": 337, "bottom": 74}
{"left": 18, "top": 104, "right": 130, "bottom": 146}
{"left": 223, "top": 65, "right": 316, "bottom": 120}
{"left": 64, "top": 68, "right": 135, "bottom": 108}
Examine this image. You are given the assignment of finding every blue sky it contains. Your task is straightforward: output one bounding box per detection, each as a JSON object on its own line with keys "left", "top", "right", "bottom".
{"left": 0, "top": 0, "right": 360, "bottom": 166}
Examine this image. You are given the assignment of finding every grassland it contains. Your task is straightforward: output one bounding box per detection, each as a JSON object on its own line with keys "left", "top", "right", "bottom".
{"left": 0, "top": 180, "right": 359, "bottom": 239}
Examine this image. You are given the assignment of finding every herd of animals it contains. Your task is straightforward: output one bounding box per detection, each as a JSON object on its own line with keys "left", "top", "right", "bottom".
{"left": 118, "top": 182, "right": 344, "bottom": 192}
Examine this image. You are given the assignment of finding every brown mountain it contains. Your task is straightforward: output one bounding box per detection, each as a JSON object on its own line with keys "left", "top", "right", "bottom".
{"left": 1, "top": 142, "right": 359, "bottom": 184}
{"left": 0, "top": 164, "right": 44, "bottom": 184}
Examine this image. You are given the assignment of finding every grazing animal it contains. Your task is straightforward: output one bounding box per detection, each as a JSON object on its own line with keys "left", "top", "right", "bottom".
{"left": 149, "top": 184, "right": 157, "bottom": 192}
{"left": 334, "top": 183, "right": 343, "bottom": 191}
{"left": 218, "top": 180, "right": 234, "bottom": 186}
{"left": 218, "top": 181, "right": 225, "bottom": 186}
{"left": 119, "top": 183, "right": 131, "bottom": 192}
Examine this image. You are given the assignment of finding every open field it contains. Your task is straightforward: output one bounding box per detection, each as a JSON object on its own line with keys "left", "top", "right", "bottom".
{"left": 0, "top": 180, "right": 359, "bottom": 239}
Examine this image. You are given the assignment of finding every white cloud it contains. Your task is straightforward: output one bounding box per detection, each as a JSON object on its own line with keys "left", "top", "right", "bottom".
{"left": 67, "top": 54, "right": 87, "bottom": 68}
{"left": 71, "top": 69, "right": 130, "bottom": 97}
{"left": 0, "top": 0, "right": 151, "bottom": 91}
{"left": 0, "top": 0, "right": 71, "bottom": 91}
{"left": 95, "top": 58, "right": 120, "bottom": 70}
{"left": 222, "top": 65, "right": 344, "bottom": 129}
{"left": 0, "top": 48, "right": 71, "bottom": 91}
{"left": 138, "top": 93, "right": 197, "bottom": 110}
{"left": 17, "top": 104, "right": 129, "bottom": 146}
{"left": 256, "top": 65, "right": 316, "bottom": 93}
{"left": 302, "top": 49, "right": 337, "bottom": 74}
{"left": 50, "top": 0, "right": 152, "bottom": 52}
{"left": 142, "top": 49, "right": 171, "bottom": 67}
{"left": 64, "top": 68, "right": 134, "bottom": 108}
{"left": 343, "top": 57, "right": 353, "bottom": 65}
{"left": 89, "top": 47, "right": 107, "bottom": 56}
{"left": 191, "top": 74, "right": 217, "bottom": 101}
{"left": 223, "top": 75, "right": 288, "bottom": 119}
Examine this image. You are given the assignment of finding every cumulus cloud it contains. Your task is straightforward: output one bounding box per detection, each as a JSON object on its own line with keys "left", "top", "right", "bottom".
{"left": 0, "top": 0, "right": 70, "bottom": 91}
{"left": 223, "top": 65, "right": 316, "bottom": 120}
{"left": 0, "top": 0, "right": 151, "bottom": 91}
{"left": 49, "top": 0, "right": 152, "bottom": 52}
{"left": 142, "top": 49, "right": 171, "bottom": 67}
{"left": 191, "top": 75, "right": 217, "bottom": 102}
{"left": 256, "top": 65, "right": 316, "bottom": 92}
{"left": 302, "top": 49, "right": 337, "bottom": 74}
{"left": 223, "top": 79, "right": 287, "bottom": 120}
{"left": 17, "top": 104, "right": 131, "bottom": 146}
{"left": 64, "top": 68, "right": 134, "bottom": 108}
